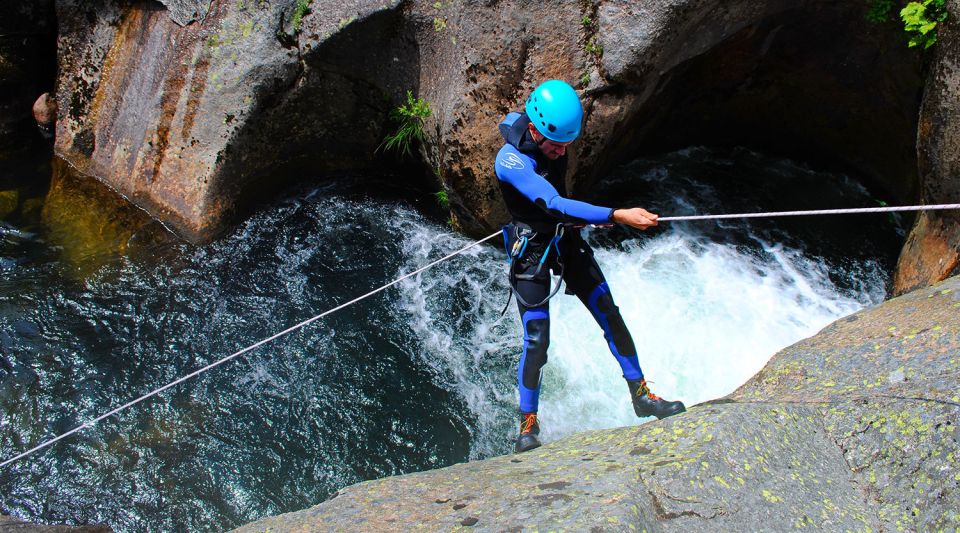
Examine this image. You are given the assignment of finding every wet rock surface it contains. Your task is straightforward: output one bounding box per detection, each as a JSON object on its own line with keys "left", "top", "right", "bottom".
{"left": 234, "top": 276, "right": 960, "bottom": 532}
{"left": 40, "top": 158, "right": 173, "bottom": 277}
{"left": 54, "top": 0, "right": 411, "bottom": 242}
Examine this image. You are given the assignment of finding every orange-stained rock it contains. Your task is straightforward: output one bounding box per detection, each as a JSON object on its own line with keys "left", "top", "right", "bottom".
{"left": 893, "top": 0, "right": 960, "bottom": 295}
{"left": 894, "top": 211, "right": 960, "bottom": 294}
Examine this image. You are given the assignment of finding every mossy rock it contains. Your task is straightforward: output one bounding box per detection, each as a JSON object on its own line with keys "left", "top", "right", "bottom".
{"left": 19, "top": 196, "right": 44, "bottom": 220}
{"left": 41, "top": 159, "right": 156, "bottom": 275}
{"left": 0, "top": 189, "right": 18, "bottom": 219}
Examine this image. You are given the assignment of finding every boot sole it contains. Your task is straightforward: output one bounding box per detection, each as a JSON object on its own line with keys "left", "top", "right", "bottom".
{"left": 635, "top": 405, "right": 687, "bottom": 419}
{"left": 514, "top": 435, "right": 542, "bottom": 453}
{"left": 654, "top": 406, "right": 686, "bottom": 419}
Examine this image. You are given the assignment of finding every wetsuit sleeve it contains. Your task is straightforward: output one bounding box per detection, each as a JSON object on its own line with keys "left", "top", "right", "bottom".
{"left": 495, "top": 146, "right": 615, "bottom": 225}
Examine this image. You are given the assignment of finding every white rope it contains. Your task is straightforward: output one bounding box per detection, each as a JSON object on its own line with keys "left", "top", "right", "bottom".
{"left": 658, "top": 203, "right": 960, "bottom": 222}
{"left": 4, "top": 201, "right": 959, "bottom": 468}
{"left": 0, "top": 231, "right": 502, "bottom": 469}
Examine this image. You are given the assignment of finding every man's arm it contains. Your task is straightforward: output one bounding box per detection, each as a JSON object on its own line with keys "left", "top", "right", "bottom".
{"left": 495, "top": 146, "right": 659, "bottom": 229}
{"left": 495, "top": 146, "right": 614, "bottom": 225}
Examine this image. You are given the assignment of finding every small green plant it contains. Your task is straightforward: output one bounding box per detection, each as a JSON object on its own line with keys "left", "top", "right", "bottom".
{"left": 381, "top": 91, "right": 432, "bottom": 157}
{"left": 291, "top": 0, "right": 312, "bottom": 33}
{"left": 581, "top": 15, "right": 592, "bottom": 26}
{"left": 585, "top": 37, "right": 603, "bottom": 56}
{"left": 866, "top": 0, "right": 949, "bottom": 48}
{"left": 434, "top": 190, "right": 449, "bottom": 209}
{"left": 580, "top": 69, "right": 591, "bottom": 87}
{"left": 433, "top": 16, "right": 447, "bottom": 32}
{"left": 901, "top": 0, "right": 948, "bottom": 48}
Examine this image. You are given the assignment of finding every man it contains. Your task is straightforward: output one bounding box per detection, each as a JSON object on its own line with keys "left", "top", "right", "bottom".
{"left": 495, "top": 80, "right": 685, "bottom": 453}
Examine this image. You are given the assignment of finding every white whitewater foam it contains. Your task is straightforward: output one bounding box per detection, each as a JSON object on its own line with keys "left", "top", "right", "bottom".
{"left": 394, "top": 219, "right": 887, "bottom": 455}
{"left": 540, "top": 227, "right": 884, "bottom": 441}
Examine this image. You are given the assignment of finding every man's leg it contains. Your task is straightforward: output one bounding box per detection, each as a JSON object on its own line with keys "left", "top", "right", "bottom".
{"left": 561, "top": 236, "right": 685, "bottom": 419}
{"left": 512, "top": 272, "right": 551, "bottom": 452}
{"left": 560, "top": 241, "right": 643, "bottom": 381}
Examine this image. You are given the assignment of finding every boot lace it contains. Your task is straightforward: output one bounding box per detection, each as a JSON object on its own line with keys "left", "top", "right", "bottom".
{"left": 637, "top": 380, "right": 662, "bottom": 401}
{"left": 520, "top": 413, "right": 538, "bottom": 434}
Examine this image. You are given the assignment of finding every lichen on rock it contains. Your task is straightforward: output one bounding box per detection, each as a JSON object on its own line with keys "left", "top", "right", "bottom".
{"left": 234, "top": 275, "right": 960, "bottom": 532}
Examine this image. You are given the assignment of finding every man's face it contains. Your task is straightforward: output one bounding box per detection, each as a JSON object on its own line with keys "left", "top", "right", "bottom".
{"left": 528, "top": 123, "right": 573, "bottom": 160}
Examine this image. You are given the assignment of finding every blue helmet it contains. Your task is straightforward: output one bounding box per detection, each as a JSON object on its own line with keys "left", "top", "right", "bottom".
{"left": 524, "top": 80, "right": 583, "bottom": 143}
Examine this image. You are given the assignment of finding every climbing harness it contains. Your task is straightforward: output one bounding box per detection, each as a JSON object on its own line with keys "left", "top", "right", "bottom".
{"left": 500, "top": 222, "right": 567, "bottom": 315}
{"left": 3, "top": 202, "right": 960, "bottom": 469}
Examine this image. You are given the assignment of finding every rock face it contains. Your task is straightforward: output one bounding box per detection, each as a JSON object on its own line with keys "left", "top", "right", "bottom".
{"left": 54, "top": 0, "right": 922, "bottom": 242}
{"left": 55, "top": 0, "right": 414, "bottom": 241}
{"left": 156, "top": 0, "right": 212, "bottom": 26}
{"left": 894, "top": 0, "right": 960, "bottom": 295}
{"left": 234, "top": 275, "right": 960, "bottom": 532}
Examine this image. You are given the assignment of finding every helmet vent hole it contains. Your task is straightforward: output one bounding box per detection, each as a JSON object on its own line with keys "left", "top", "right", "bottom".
{"left": 548, "top": 124, "right": 557, "bottom": 133}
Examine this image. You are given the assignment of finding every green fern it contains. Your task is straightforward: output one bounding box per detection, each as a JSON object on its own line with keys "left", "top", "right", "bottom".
{"left": 381, "top": 91, "right": 432, "bottom": 158}
{"left": 580, "top": 70, "right": 591, "bottom": 87}
{"left": 585, "top": 37, "right": 603, "bottom": 56}
{"left": 434, "top": 190, "right": 449, "bottom": 210}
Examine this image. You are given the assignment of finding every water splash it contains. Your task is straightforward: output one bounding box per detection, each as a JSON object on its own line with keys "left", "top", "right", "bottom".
{"left": 392, "top": 222, "right": 887, "bottom": 452}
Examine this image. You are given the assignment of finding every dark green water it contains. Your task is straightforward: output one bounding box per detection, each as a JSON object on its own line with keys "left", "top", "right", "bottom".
{"left": 0, "top": 147, "right": 902, "bottom": 531}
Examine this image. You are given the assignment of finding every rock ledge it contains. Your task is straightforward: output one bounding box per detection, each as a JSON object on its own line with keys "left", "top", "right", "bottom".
{"left": 235, "top": 276, "right": 960, "bottom": 532}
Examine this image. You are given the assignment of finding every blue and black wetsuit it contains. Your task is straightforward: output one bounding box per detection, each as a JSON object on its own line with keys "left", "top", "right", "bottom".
{"left": 495, "top": 112, "right": 645, "bottom": 414}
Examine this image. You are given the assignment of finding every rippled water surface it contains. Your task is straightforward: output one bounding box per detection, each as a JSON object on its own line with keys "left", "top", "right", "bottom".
{"left": 0, "top": 147, "right": 902, "bottom": 531}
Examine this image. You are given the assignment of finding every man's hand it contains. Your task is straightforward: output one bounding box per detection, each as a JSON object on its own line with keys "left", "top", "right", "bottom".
{"left": 612, "top": 208, "right": 659, "bottom": 230}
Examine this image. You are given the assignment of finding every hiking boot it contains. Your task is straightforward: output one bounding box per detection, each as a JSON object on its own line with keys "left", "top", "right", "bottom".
{"left": 627, "top": 379, "right": 685, "bottom": 419}
{"left": 514, "top": 412, "right": 542, "bottom": 453}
